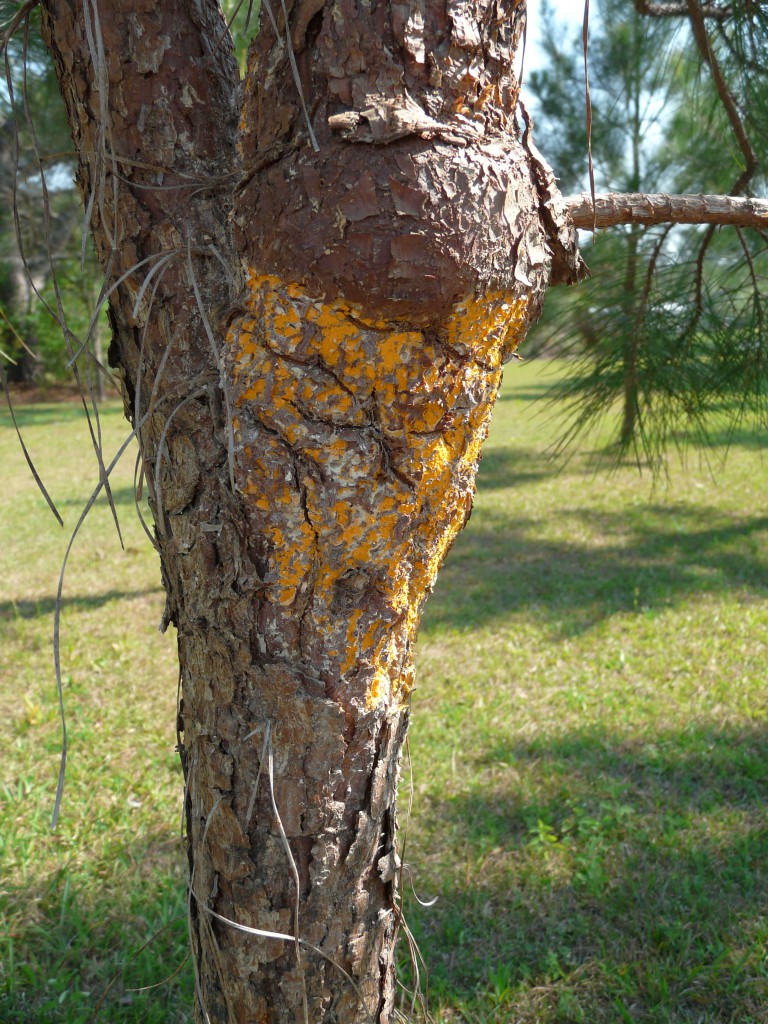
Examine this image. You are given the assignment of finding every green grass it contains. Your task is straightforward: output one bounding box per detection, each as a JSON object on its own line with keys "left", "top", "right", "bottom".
{"left": 1, "top": 362, "right": 767, "bottom": 1023}
{"left": 0, "top": 398, "right": 187, "bottom": 1023}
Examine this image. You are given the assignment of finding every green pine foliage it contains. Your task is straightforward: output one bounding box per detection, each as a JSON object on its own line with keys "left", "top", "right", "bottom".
{"left": 526, "top": 0, "right": 768, "bottom": 470}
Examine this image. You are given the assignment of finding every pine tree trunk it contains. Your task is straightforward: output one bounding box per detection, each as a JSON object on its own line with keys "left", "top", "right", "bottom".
{"left": 40, "top": 1, "right": 582, "bottom": 1021}
{"left": 620, "top": 226, "right": 641, "bottom": 448}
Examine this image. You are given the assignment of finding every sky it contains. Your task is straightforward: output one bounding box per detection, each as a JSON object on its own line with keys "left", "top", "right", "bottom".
{"left": 525, "top": 0, "right": 586, "bottom": 75}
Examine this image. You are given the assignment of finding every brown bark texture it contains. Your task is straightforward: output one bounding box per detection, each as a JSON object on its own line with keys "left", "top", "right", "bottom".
{"left": 40, "top": 1, "right": 581, "bottom": 1021}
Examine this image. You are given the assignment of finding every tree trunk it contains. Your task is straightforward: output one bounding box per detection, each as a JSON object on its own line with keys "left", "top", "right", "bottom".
{"left": 8, "top": 261, "right": 44, "bottom": 384}
{"left": 40, "top": 1, "right": 582, "bottom": 1021}
{"left": 620, "top": 225, "right": 641, "bottom": 448}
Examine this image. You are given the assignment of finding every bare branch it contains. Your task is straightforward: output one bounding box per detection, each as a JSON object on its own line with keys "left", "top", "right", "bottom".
{"left": 565, "top": 192, "right": 768, "bottom": 230}
{"left": 634, "top": 0, "right": 732, "bottom": 18}
{"left": 582, "top": 0, "right": 596, "bottom": 234}
{"left": 686, "top": 0, "right": 757, "bottom": 195}
{"left": 0, "top": 0, "right": 40, "bottom": 58}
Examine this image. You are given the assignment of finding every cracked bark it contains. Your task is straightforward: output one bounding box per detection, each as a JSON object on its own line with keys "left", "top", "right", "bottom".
{"left": 40, "top": 1, "right": 581, "bottom": 1022}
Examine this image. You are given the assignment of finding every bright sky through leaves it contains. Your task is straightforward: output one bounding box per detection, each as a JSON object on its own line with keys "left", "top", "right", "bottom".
{"left": 526, "top": 0, "right": 585, "bottom": 74}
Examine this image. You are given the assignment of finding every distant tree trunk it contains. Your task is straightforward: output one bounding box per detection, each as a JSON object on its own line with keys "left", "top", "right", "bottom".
{"left": 84, "top": 277, "right": 106, "bottom": 402}
{"left": 16, "top": 335, "right": 41, "bottom": 384}
{"left": 9, "top": 261, "right": 43, "bottom": 384}
{"left": 620, "top": 225, "right": 641, "bottom": 447}
{"left": 620, "top": 30, "right": 643, "bottom": 451}
{"left": 91, "top": 314, "right": 105, "bottom": 402}
{"left": 40, "top": 1, "right": 582, "bottom": 1021}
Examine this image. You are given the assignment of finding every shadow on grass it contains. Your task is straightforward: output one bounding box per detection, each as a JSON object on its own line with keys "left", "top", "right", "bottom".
{"left": 475, "top": 445, "right": 562, "bottom": 487}
{"left": 54, "top": 484, "right": 146, "bottom": 508}
{"left": 2, "top": 728, "right": 765, "bottom": 1023}
{"left": 669, "top": 426, "right": 768, "bottom": 453}
{"left": 406, "top": 724, "right": 768, "bottom": 1022}
{"left": 0, "top": 588, "right": 163, "bottom": 623}
{"left": 0, "top": 402, "right": 124, "bottom": 430}
{"left": 424, "top": 497, "right": 768, "bottom": 638}
{"left": 0, "top": 837, "right": 190, "bottom": 1024}
{"left": 496, "top": 382, "right": 555, "bottom": 404}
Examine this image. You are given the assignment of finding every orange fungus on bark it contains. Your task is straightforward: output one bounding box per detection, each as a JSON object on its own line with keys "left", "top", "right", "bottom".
{"left": 227, "top": 271, "right": 529, "bottom": 712}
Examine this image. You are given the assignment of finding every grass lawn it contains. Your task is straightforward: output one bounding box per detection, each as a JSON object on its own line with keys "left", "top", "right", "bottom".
{"left": 1, "top": 361, "right": 767, "bottom": 1023}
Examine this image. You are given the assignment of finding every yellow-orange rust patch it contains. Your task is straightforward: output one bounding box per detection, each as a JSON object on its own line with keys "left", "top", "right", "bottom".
{"left": 225, "top": 271, "right": 530, "bottom": 712}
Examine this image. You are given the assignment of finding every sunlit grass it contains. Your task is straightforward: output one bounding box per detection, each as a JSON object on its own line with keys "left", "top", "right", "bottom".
{"left": 0, "top": 398, "right": 186, "bottom": 1023}
{"left": 1, "top": 361, "right": 767, "bottom": 1023}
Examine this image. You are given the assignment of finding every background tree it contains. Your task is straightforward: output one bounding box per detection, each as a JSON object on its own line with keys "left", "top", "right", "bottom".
{"left": 527, "top": 0, "right": 768, "bottom": 465}
{"left": 0, "top": 0, "right": 115, "bottom": 389}
{"left": 0, "top": 4, "right": 76, "bottom": 381}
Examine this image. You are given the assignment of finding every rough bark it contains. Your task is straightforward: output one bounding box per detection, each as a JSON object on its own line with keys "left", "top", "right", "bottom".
{"left": 40, "top": 1, "right": 581, "bottom": 1022}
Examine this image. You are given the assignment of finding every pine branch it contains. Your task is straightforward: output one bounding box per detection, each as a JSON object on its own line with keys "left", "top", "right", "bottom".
{"left": 565, "top": 192, "right": 768, "bottom": 230}
{"left": 685, "top": 0, "right": 757, "bottom": 196}
{"left": 633, "top": 0, "right": 732, "bottom": 18}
